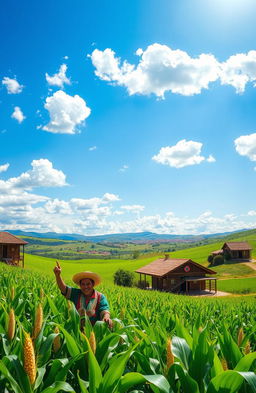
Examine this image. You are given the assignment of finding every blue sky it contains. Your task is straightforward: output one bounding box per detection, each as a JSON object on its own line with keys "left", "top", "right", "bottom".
{"left": 1, "top": 0, "right": 256, "bottom": 235}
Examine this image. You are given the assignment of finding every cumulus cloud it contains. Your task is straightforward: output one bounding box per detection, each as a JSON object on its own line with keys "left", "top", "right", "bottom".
{"left": 90, "top": 44, "right": 220, "bottom": 97}
{"left": 152, "top": 139, "right": 214, "bottom": 168}
{"left": 2, "top": 77, "right": 24, "bottom": 94}
{"left": 46, "top": 64, "right": 71, "bottom": 88}
{"left": 89, "top": 146, "right": 97, "bottom": 151}
{"left": 42, "top": 90, "right": 91, "bottom": 134}
{"left": 0, "top": 159, "right": 67, "bottom": 193}
{"left": 220, "top": 51, "right": 256, "bottom": 93}
{"left": 11, "top": 106, "right": 26, "bottom": 123}
{"left": 90, "top": 45, "right": 256, "bottom": 97}
{"left": 234, "top": 133, "right": 256, "bottom": 163}
{"left": 206, "top": 154, "right": 216, "bottom": 163}
{"left": 248, "top": 210, "right": 256, "bottom": 216}
{"left": 0, "top": 163, "right": 9, "bottom": 173}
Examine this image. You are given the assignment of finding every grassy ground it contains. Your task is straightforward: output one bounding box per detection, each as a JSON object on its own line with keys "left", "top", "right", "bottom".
{"left": 218, "top": 277, "right": 256, "bottom": 294}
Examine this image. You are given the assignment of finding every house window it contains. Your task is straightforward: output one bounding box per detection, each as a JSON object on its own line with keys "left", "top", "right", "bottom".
{"left": 171, "top": 279, "right": 175, "bottom": 285}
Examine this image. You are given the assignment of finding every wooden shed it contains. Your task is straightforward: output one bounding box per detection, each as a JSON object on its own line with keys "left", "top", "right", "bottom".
{"left": 212, "top": 241, "right": 252, "bottom": 261}
{"left": 136, "top": 257, "right": 217, "bottom": 294}
{"left": 0, "top": 232, "right": 28, "bottom": 267}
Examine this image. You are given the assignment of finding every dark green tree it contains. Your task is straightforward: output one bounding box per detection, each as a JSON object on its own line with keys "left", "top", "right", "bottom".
{"left": 113, "top": 269, "right": 135, "bottom": 287}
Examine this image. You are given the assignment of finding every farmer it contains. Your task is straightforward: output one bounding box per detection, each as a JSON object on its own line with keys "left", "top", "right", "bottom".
{"left": 53, "top": 261, "right": 112, "bottom": 330}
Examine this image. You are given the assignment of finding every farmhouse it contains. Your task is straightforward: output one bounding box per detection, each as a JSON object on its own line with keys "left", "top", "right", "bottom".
{"left": 212, "top": 241, "right": 252, "bottom": 261}
{"left": 0, "top": 232, "right": 28, "bottom": 267}
{"left": 136, "top": 256, "right": 217, "bottom": 294}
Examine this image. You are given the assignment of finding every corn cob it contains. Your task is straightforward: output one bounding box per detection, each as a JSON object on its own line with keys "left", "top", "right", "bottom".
{"left": 33, "top": 304, "right": 43, "bottom": 340}
{"left": 7, "top": 308, "right": 15, "bottom": 340}
{"left": 245, "top": 340, "right": 251, "bottom": 354}
{"left": 237, "top": 327, "right": 244, "bottom": 346}
{"left": 39, "top": 288, "right": 44, "bottom": 299}
{"left": 53, "top": 326, "right": 61, "bottom": 353}
{"left": 221, "top": 358, "right": 228, "bottom": 371}
{"left": 89, "top": 331, "right": 96, "bottom": 354}
{"left": 23, "top": 333, "right": 36, "bottom": 384}
{"left": 10, "top": 286, "right": 15, "bottom": 300}
{"left": 166, "top": 338, "right": 174, "bottom": 371}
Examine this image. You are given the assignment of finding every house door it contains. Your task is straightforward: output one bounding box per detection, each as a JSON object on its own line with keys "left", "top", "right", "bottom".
{"left": 238, "top": 251, "right": 243, "bottom": 259}
{"left": 3, "top": 245, "right": 8, "bottom": 258}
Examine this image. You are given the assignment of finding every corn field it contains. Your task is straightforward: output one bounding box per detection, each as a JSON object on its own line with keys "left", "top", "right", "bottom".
{"left": 0, "top": 266, "right": 255, "bottom": 393}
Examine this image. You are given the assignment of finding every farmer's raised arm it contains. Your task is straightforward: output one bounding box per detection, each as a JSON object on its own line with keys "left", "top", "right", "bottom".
{"left": 53, "top": 260, "right": 66, "bottom": 294}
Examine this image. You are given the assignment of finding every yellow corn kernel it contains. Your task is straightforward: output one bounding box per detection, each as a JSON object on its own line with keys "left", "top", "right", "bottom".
{"left": 237, "top": 327, "right": 244, "bottom": 346}
{"left": 245, "top": 340, "right": 251, "bottom": 354}
{"left": 89, "top": 331, "right": 96, "bottom": 354}
{"left": 8, "top": 308, "right": 15, "bottom": 340}
{"left": 221, "top": 358, "right": 228, "bottom": 371}
{"left": 53, "top": 326, "right": 61, "bottom": 353}
{"left": 33, "top": 304, "right": 43, "bottom": 340}
{"left": 23, "top": 333, "right": 36, "bottom": 384}
{"left": 166, "top": 338, "right": 174, "bottom": 371}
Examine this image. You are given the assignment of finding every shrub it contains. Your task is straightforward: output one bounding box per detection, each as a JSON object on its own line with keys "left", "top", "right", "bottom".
{"left": 113, "top": 269, "right": 135, "bottom": 287}
{"left": 212, "top": 255, "right": 224, "bottom": 266}
{"left": 207, "top": 254, "right": 213, "bottom": 264}
{"left": 224, "top": 250, "right": 232, "bottom": 261}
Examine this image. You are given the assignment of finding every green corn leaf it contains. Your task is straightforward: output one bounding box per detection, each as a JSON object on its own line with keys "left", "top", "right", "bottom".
{"left": 175, "top": 316, "right": 193, "bottom": 348}
{"left": 37, "top": 333, "right": 58, "bottom": 367}
{"left": 58, "top": 324, "right": 80, "bottom": 357}
{"left": 117, "top": 372, "right": 171, "bottom": 393}
{"left": 77, "top": 371, "right": 90, "bottom": 393}
{"left": 219, "top": 325, "right": 243, "bottom": 369}
{"left": 0, "top": 359, "right": 24, "bottom": 393}
{"left": 34, "top": 366, "right": 46, "bottom": 390}
{"left": 207, "top": 370, "right": 256, "bottom": 393}
{"left": 43, "top": 358, "right": 69, "bottom": 388}
{"left": 100, "top": 341, "right": 141, "bottom": 393}
{"left": 210, "top": 351, "right": 224, "bottom": 378}
{"left": 167, "top": 364, "right": 200, "bottom": 393}
{"left": 234, "top": 352, "right": 256, "bottom": 371}
{"left": 40, "top": 381, "right": 76, "bottom": 393}
{"left": 171, "top": 336, "right": 192, "bottom": 370}
{"left": 80, "top": 332, "right": 103, "bottom": 393}
{"left": 2, "top": 355, "right": 32, "bottom": 393}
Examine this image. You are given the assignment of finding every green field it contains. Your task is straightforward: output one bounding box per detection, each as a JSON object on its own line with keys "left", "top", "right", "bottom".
{"left": 218, "top": 277, "right": 256, "bottom": 294}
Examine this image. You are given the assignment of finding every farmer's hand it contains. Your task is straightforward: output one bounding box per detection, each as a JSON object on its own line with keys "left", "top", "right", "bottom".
{"left": 53, "top": 260, "right": 61, "bottom": 276}
{"left": 102, "top": 313, "right": 113, "bottom": 329}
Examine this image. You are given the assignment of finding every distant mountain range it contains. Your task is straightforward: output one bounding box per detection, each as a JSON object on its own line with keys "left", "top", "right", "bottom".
{"left": 3, "top": 229, "right": 249, "bottom": 243}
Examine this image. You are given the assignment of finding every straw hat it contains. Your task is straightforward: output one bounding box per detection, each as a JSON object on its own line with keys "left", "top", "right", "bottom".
{"left": 72, "top": 271, "right": 101, "bottom": 286}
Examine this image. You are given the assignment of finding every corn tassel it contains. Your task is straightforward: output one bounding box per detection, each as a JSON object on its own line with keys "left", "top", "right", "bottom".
{"left": 23, "top": 333, "right": 36, "bottom": 384}
{"left": 53, "top": 326, "right": 61, "bottom": 353}
{"left": 89, "top": 331, "right": 96, "bottom": 354}
{"left": 40, "top": 288, "right": 44, "bottom": 299}
{"left": 237, "top": 327, "right": 244, "bottom": 346}
{"left": 7, "top": 308, "right": 15, "bottom": 340}
{"left": 166, "top": 338, "right": 174, "bottom": 371}
{"left": 33, "top": 304, "right": 43, "bottom": 340}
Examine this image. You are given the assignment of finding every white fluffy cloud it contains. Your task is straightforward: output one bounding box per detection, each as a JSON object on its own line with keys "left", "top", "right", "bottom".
{"left": 220, "top": 51, "right": 256, "bottom": 93}
{"left": 0, "top": 159, "right": 67, "bottom": 193}
{"left": 152, "top": 139, "right": 214, "bottom": 168}
{"left": 0, "top": 163, "right": 9, "bottom": 173}
{"left": 42, "top": 90, "right": 91, "bottom": 134}
{"left": 0, "top": 163, "right": 256, "bottom": 235}
{"left": 234, "top": 133, "right": 256, "bottom": 163}
{"left": 91, "top": 45, "right": 256, "bottom": 97}
{"left": 46, "top": 64, "right": 71, "bottom": 88}
{"left": 2, "top": 77, "right": 24, "bottom": 94}
{"left": 90, "top": 44, "right": 220, "bottom": 97}
{"left": 11, "top": 106, "right": 25, "bottom": 123}
{"left": 89, "top": 146, "right": 97, "bottom": 151}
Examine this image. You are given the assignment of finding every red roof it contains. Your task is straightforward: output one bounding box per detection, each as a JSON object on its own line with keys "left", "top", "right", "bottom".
{"left": 0, "top": 232, "right": 28, "bottom": 245}
{"left": 136, "top": 258, "right": 216, "bottom": 277}
{"left": 223, "top": 242, "right": 252, "bottom": 251}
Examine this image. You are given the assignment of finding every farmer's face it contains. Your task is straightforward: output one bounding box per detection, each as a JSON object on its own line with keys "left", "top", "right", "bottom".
{"left": 80, "top": 278, "right": 94, "bottom": 296}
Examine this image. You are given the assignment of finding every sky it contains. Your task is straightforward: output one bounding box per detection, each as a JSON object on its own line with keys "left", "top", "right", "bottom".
{"left": 1, "top": 0, "right": 256, "bottom": 235}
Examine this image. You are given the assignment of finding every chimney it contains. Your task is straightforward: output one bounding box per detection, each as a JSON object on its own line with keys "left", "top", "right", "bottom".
{"left": 164, "top": 254, "right": 169, "bottom": 260}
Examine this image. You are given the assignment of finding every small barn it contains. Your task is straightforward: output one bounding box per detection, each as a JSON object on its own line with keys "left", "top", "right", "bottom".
{"left": 212, "top": 241, "right": 252, "bottom": 261}
{"left": 136, "top": 257, "right": 217, "bottom": 294}
{"left": 0, "top": 232, "right": 28, "bottom": 267}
